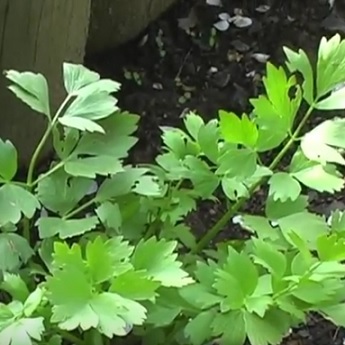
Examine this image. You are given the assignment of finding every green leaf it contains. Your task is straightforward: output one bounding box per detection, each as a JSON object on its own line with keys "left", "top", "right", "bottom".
{"left": 316, "top": 86, "right": 345, "bottom": 110}
{"left": 252, "top": 238, "right": 287, "bottom": 277}
{"left": 183, "top": 112, "right": 204, "bottom": 140}
{"left": 133, "top": 175, "right": 162, "bottom": 197}
{"left": 219, "top": 111, "right": 258, "bottom": 148}
{"left": 277, "top": 212, "right": 329, "bottom": 249}
{"left": 217, "top": 148, "right": 257, "bottom": 178}
{"left": 0, "top": 233, "right": 34, "bottom": 271}
{"left": 292, "top": 164, "right": 344, "bottom": 193}
{"left": 161, "top": 128, "right": 187, "bottom": 159}
{"left": 0, "top": 140, "right": 17, "bottom": 181}
{"left": 316, "top": 34, "right": 345, "bottom": 98}
{"left": 301, "top": 119, "right": 345, "bottom": 165}
{"left": 36, "top": 216, "right": 99, "bottom": 239}
{"left": 96, "top": 202, "right": 122, "bottom": 232}
{"left": 96, "top": 168, "right": 147, "bottom": 201}
{"left": 0, "top": 317, "right": 45, "bottom": 345}
{"left": 320, "top": 303, "right": 345, "bottom": 326}
{"left": 59, "top": 116, "right": 105, "bottom": 133}
{"left": 36, "top": 170, "right": 94, "bottom": 215}
{"left": 198, "top": 120, "right": 219, "bottom": 163}
{"left": 5, "top": 70, "right": 50, "bottom": 116}
{"left": 212, "top": 310, "right": 246, "bottom": 345}
{"left": 179, "top": 283, "right": 221, "bottom": 310}
{"left": 185, "top": 310, "right": 215, "bottom": 345}
{"left": 245, "top": 295, "right": 273, "bottom": 317}
{"left": 0, "top": 273, "right": 30, "bottom": 302}
{"left": 63, "top": 63, "right": 101, "bottom": 94}
{"left": 0, "top": 184, "right": 40, "bottom": 226}
{"left": 110, "top": 270, "right": 159, "bottom": 300}
{"left": 65, "top": 156, "right": 123, "bottom": 178}
{"left": 284, "top": 46, "right": 314, "bottom": 104}
{"left": 221, "top": 176, "right": 249, "bottom": 200}
{"left": 244, "top": 309, "right": 290, "bottom": 345}
{"left": 265, "top": 194, "right": 308, "bottom": 220}
{"left": 268, "top": 172, "right": 301, "bottom": 202}
{"left": 23, "top": 287, "right": 44, "bottom": 317}
{"left": 317, "top": 233, "right": 345, "bottom": 261}
{"left": 131, "top": 237, "right": 193, "bottom": 287}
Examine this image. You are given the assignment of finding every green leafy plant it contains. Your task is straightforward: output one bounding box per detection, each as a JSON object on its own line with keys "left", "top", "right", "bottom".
{"left": 2, "top": 33, "right": 345, "bottom": 345}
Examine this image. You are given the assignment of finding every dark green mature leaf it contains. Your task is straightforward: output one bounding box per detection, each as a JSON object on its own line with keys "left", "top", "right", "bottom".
{"left": 0, "top": 273, "right": 30, "bottom": 302}
{"left": 0, "top": 184, "right": 40, "bottom": 226}
{"left": 5, "top": 70, "right": 50, "bottom": 116}
{"left": 185, "top": 310, "right": 215, "bottom": 345}
{"left": 212, "top": 310, "right": 246, "bottom": 345}
{"left": 65, "top": 156, "right": 123, "bottom": 178}
{"left": 0, "top": 139, "right": 17, "bottom": 181}
{"left": 219, "top": 110, "right": 258, "bottom": 148}
{"left": 36, "top": 216, "right": 99, "bottom": 239}
{"left": 0, "top": 233, "right": 34, "bottom": 271}
{"left": 37, "top": 170, "right": 93, "bottom": 215}
{"left": 133, "top": 175, "right": 162, "bottom": 197}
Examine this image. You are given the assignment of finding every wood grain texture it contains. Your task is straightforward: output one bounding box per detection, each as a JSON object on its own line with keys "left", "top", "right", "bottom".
{"left": 0, "top": 0, "right": 91, "bottom": 166}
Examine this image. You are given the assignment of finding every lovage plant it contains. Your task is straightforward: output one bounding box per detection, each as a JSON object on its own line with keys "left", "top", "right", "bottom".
{"left": 2, "top": 34, "right": 345, "bottom": 345}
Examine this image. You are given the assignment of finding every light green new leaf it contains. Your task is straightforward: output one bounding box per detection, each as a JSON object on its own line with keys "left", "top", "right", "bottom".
{"left": 96, "top": 202, "right": 122, "bottom": 231}
{"left": 301, "top": 119, "right": 345, "bottom": 165}
{"left": 5, "top": 70, "right": 50, "bottom": 117}
{"left": 317, "top": 234, "right": 345, "bottom": 261}
{"left": 183, "top": 112, "right": 204, "bottom": 140}
{"left": 86, "top": 236, "right": 133, "bottom": 284}
{"left": 245, "top": 295, "right": 273, "bottom": 317}
{"left": 63, "top": 63, "right": 100, "bottom": 94}
{"left": 241, "top": 215, "right": 281, "bottom": 242}
{"left": 0, "top": 317, "right": 45, "bottom": 345}
{"left": 221, "top": 177, "right": 248, "bottom": 200}
{"left": 217, "top": 148, "right": 257, "bottom": 178}
{"left": 0, "top": 233, "right": 34, "bottom": 271}
{"left": 268, "top": 172, "right": 301, "bottom": 202}
{"left": 161, "top": 128, "right": 187, "bottom": 159}
{"left": 211, "top": 310, "right": 246, "bottom": 345}
{"left": 277, "top": 212, "right": 329, "bottom": 250}
{"left": 77, "top": 79, "right": 121, "bottom": 98}
{"left": 65, "top": 156, "right": 123, "bottom": 178}
{"left": 0, "top": 184, "right": 40, "bottom": 226}
{"left": 0, "top": 273, "right": 30, "bottom": 302}
{"left": 185, "top": 310, "right": 215, "bottom": 345}
{"left": 198, "top": 120, "right": 219, "bottom": 163}
{"left": 37, "top": 216, "right": 99, "bottom": 239}
{"left": 219, "top": 111, "right": 258, "bottom": 148}
{"left": 0, "top": 139, "right": 17, "bottom": 181}
{"left": 284, "top": 46, "right": 314, "bottom": 104}
{"left": 110, "top": 270, "right": 159, "bottom": 300}
{"left": 131, "top": 237, "right": 193, "bottom": 287}
{"left": 58, "top": 116, "right": 105, "bottom": 133}
{"left": 252, "top": 238, "right": 287, "bottom": 277}
{"left": 37, "top": 170, "right": 94, "bottom": 215}
{"left": 320, "top": 303, "right": 345, "bottom": 326}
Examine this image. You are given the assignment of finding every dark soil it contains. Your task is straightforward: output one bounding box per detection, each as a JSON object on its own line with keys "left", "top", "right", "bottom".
{"left": 85, "top": 1, "right": 345, "bottom": 345}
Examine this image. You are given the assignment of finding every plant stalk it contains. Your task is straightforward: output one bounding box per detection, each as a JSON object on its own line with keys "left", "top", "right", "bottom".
{"left": 191, "top": 103, "right": 315, "bottom": 254}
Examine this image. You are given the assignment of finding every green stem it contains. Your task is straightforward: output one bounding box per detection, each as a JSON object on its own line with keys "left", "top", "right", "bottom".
{"left": 64, "top": 198, "right": 96, "bottom": 219}
{"left": 191, "top": 103, "right": 315, "bottom": 254}
{"left": 26, "top": 95, "right": 72, "bottom": 186}
{"left": 59, "top": 330, "right": 86, "bottom": 345}
{"left": 29, "top": 161, "right": 65, "bottom": 188}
